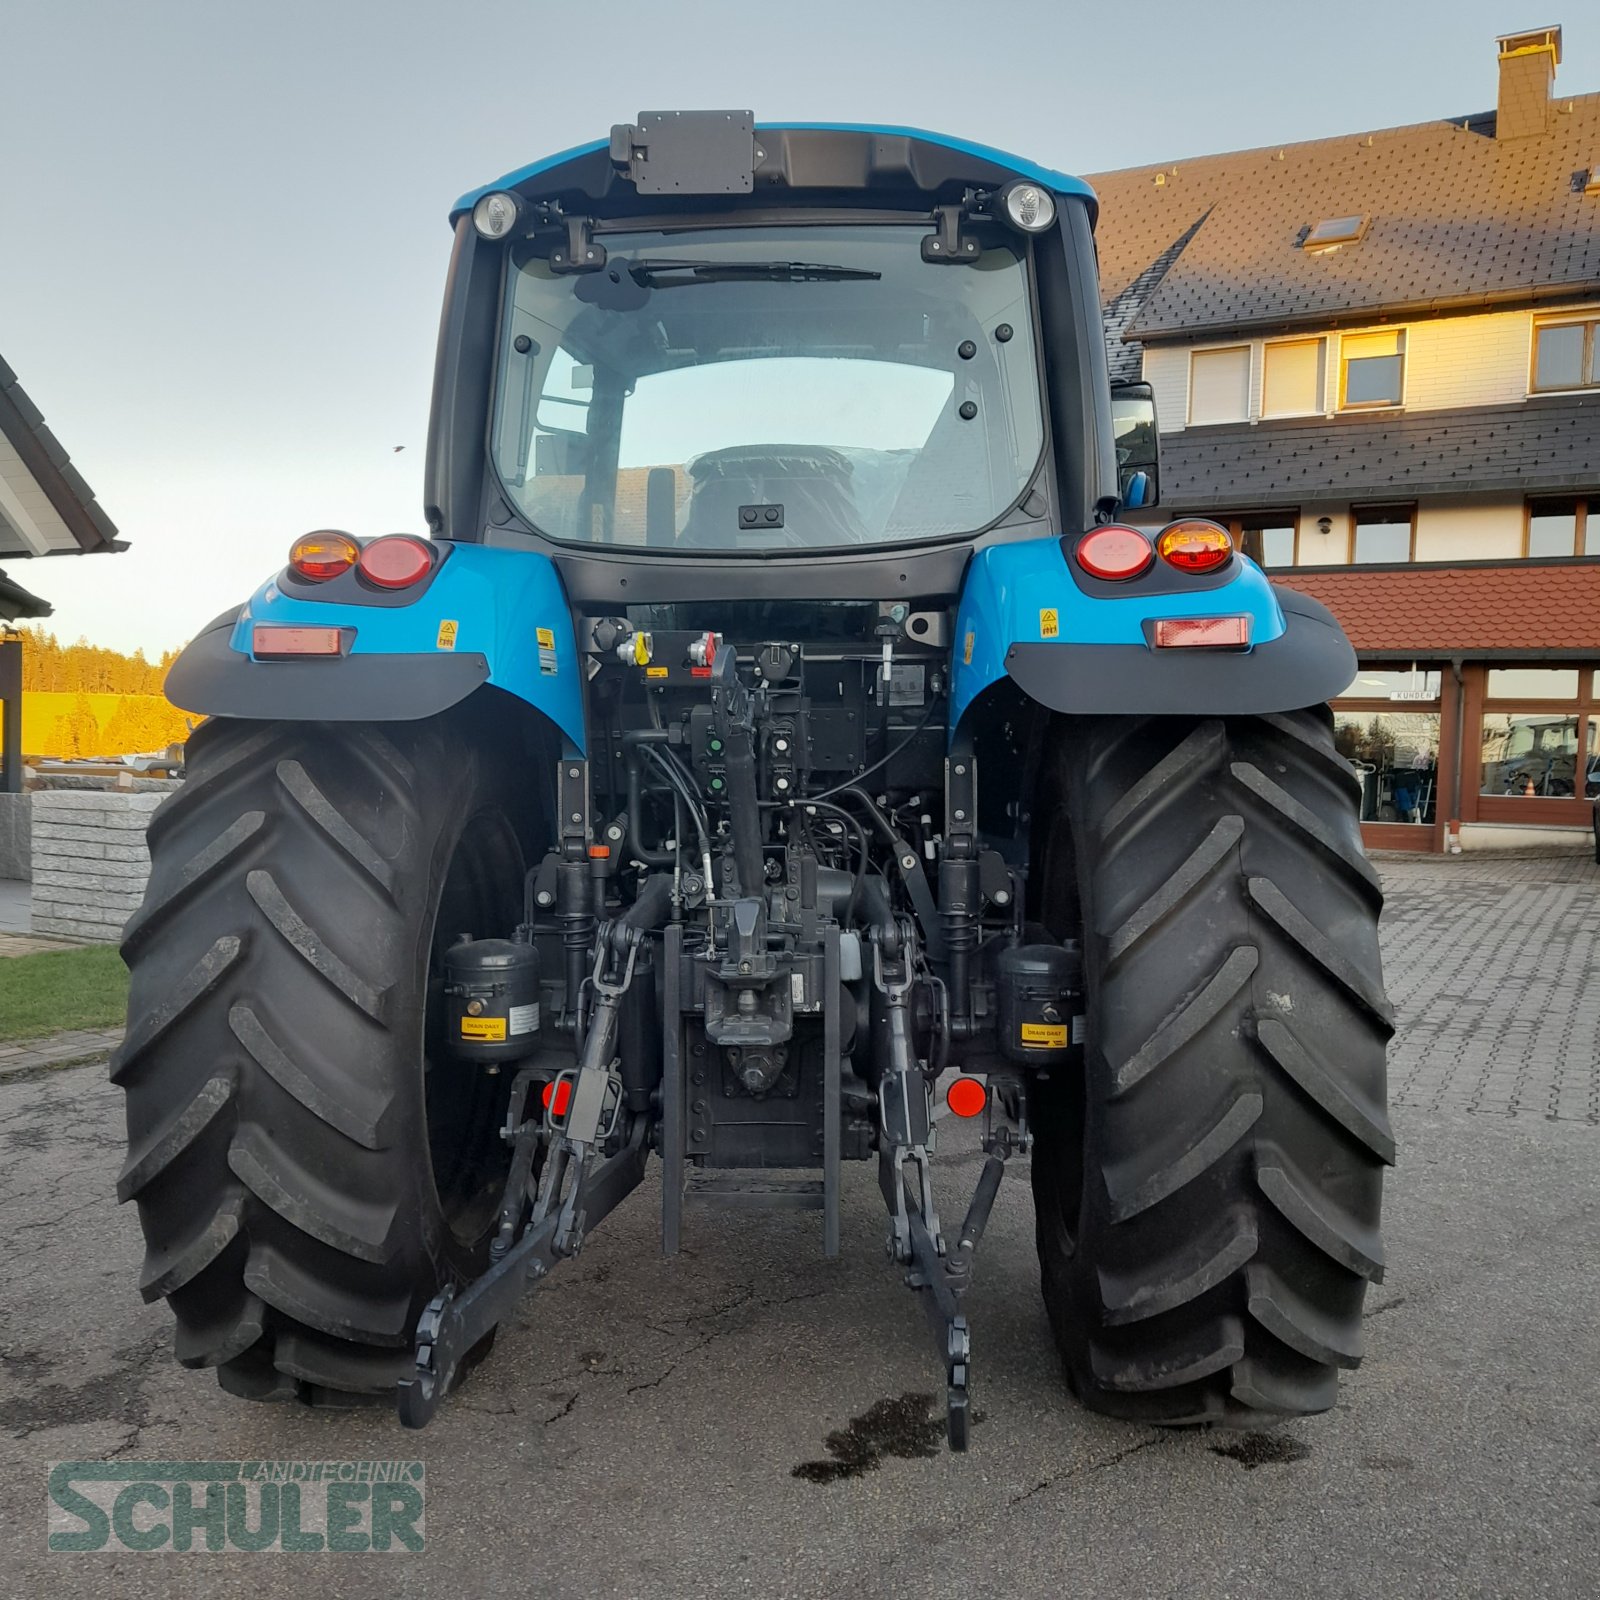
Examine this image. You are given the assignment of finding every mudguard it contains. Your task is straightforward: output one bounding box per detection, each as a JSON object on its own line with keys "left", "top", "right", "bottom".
{"left": 950, "top": 535, "right": 1355, "bottom": 731}
{"left": 165, "top": 542, "right": 587, "bottom": 751}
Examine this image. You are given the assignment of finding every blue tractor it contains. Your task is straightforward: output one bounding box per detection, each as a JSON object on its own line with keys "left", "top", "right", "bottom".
{"left": 118, "top": 117, "right": 1391, "bottom": 1447}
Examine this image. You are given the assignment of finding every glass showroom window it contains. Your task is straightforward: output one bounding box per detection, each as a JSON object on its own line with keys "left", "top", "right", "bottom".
{"left": 1478, "top": 668, "right": 1600, "bottom": 801}
{"left": 1332, "top": 667, "right": 1441, "bottom": 825}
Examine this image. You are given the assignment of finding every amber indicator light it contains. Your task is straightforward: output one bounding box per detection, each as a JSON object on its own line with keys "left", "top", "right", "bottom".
{"left": 288, "top": 532, "right": 359, "bottom": 581}
{"left": 1156, "top": 519, "right": 1233, "bottom": 573}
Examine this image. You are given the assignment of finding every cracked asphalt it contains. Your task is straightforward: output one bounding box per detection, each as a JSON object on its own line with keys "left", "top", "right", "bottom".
{"left": 3, "top": 853, "right": 1599, "bottom": 1598}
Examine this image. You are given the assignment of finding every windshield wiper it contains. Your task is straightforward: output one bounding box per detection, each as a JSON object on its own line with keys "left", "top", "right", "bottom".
{"left": 624, "top": 258, "right": 882, "bottom": 286}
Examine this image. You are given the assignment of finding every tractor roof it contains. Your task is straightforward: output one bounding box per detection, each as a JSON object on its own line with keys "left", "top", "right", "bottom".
{"left": 451, "top": 123, "right": 1097, "bottom": 225}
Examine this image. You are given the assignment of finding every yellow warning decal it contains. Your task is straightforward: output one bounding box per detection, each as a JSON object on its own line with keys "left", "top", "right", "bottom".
{"left": 437, "top": 619, "right": 459, "bottom": 650}
{"left": 460, "top": 1016, "right": 507, "bottom": 1041}
{"left": 536, "top": 627, "right": 556, "bottom": 648}
{"left": 646, "top": 665, "right": 670, "bottom": 679}
{"left": 963, "top": 630, "right": 975, "bottom": 665}
{"left": 1039, "top": 608, "right": 1060, "bottom": 640}
{"left": 536, "top": 625, "right": 558, "bottom": 675}
{"left": 1020, "top": 1022, "right": 1067, "bottom": 1048}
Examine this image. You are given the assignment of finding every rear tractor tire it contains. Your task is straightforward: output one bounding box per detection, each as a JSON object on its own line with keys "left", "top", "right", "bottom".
{"left": 1030, "top": 709, "right": 1394, "bottom": 1424}
{"left": 114, "top": 713, "right": 543, "bottom": 1404}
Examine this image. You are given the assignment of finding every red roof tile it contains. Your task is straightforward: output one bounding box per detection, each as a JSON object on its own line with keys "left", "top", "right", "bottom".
{"left": 1274, "top": 563, "right": 1600, "bottom": 653}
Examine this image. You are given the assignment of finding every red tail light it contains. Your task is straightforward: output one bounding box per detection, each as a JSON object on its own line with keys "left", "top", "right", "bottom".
{"left": 358, "top": 535, "right": 435, "bottom": 590}
{"left": 288, "top": 531, "right": 359, "bottom": 581}
{"left": 1156, "top": 519, "right": 1233, "bottom": 573}
{"left": 1075, "top": 524, "right": 1154, "bottom": 580}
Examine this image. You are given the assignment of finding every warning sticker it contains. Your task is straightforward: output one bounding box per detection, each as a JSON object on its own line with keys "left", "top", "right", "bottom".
{"left": 1039, "top": 608, "right": 1060, "bottom": 640}
{"left": 1020, "top": 1022, "right": 1068, "bottom": 1048}
{"left": 437, "top": 619, "right": 459, "bottom": 650}
{"left": 461, "top": 1015, "right": 507, "bottom": 1041}
{"left": 509, "top": 1002, "right": 540, "bottom": 1036}
{"left": 536, "top": 625, "right": 558, "bottom": 676}
{"left": 646, "top": 665, "right": 670, "bottom": 679}
{"left": 963, "top": 630, "right": 975, "bottom": 665}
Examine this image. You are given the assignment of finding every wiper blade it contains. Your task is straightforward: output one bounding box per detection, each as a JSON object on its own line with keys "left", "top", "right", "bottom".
{"left": 625, "top": 258, "right": 882, "bottom": 285}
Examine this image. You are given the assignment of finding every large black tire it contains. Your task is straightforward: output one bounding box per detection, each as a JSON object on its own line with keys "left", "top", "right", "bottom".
{"left": 1030, "top": 710, "right": 1393, "bottom": 1424}
{"left": 114, "top": 711, "right": 546, "bottom": 1403}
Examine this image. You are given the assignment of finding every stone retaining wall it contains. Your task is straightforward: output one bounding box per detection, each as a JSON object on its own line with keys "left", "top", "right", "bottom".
{"left": 30, "top": 788, "right": 173, "bottom": 942}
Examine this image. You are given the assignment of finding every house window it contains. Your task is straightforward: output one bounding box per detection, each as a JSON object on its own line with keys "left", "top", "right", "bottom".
{"left": 1525, "top": 496, "right": 1596, "bottom": 557}
{"left": 1531, "top": 317, "right": 1600, "bottom": 392}
{"left": 1352, "top": 503, "right": 1414, "bottom": 564}
{"left": 1340, "top": 330, "right": 1405, "bottom": 408}
{"left": 1189, "top": 346, "right": 1250, "bottom": 425}
{"left": 1225, "top": 513, "right": 1297, "bottom": 568}
{"left": 1262, "top": 338, "right": 1325, "bottom": 417}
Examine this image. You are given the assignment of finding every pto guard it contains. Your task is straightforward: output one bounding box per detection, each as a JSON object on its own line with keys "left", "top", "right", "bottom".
{"left": 950, "top": 536, "right": 1355, "bottom": 727}
{"left": 165, "top": 543, "right": 587, "bottom": 751}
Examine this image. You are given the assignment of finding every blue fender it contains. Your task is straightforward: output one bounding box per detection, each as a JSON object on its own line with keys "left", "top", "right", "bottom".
{"left": 166, "top": 543, "right": 588, "bottom": 752}
{"left": 950, "top": 535, "right": 1353, "bottom": 731}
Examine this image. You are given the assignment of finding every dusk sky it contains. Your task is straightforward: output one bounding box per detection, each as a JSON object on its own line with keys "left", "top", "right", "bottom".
{"left": 3, "top": 0, "right": 1590, "bottom": 656}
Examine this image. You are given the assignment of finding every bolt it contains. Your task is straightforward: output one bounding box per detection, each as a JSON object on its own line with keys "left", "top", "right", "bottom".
{"left": 954, "top": 809, "right": 966, "bottom": 821}
{"left": 607, "top": 823, "right": 623, "bottom": 841}
{"left": 537, "top": 892, "right": 554, "bottom": 907}
{"left": 995, "top": 890, "right": 1010, "bottom": 905}
{"left": 902, "top": 854, "right": 917, "bottom": 871}
{"left": 571, "top": 811, "right": 583, "bottom": 823}
{"left": 955, "top": 763, "right": 967, "bottom": 775}
{"left": 568, "top": 766, "right": 581, "bottom": 778}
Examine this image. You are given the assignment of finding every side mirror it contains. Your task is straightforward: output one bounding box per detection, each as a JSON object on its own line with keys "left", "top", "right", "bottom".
{"left": 1111, "top": 382, "right": 1160, "bottom": 510}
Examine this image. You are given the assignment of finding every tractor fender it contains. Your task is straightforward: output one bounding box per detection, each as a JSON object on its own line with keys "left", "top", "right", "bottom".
{"left": 950, "top": 535, "right": 1354, "bottom": 728}
{"left": 165, "top": 543, "right": 587, "bottom": 751}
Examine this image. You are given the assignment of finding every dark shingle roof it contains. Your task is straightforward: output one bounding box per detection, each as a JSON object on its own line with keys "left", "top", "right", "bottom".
{"left": 0, "top": 568, "right": 52, "bottom": 621}
{"left": 1160, "top": 396, "right": 1600, "bottom": 510}
{"left": 0, "top": 354, "right": 121, "bottom": 559}
{"left": 1274, "top": 562, "right": 1600, "bottom": 654}
{"left": 1086, "top": 93, "right": 1600, "bottom": 342}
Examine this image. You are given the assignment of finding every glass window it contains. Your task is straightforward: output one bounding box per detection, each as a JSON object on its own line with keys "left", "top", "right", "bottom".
{"left": 1531, "top": 319, "right": 1599, "bottom": 392}
{"left": 1480, "top": 714, "right": 1580, "bottom": 797}
{"left": 1341, "top": 330, "right": 1405, "bottom": 408}
{"left": 1340, "top": 668, "right": 1442, "bottom": 700}
{"left": 1189, "top": 346, "right": 1250, "bottom": 425}
{"left": 1305, "top": 215, "right": 1368, "bottom": 251}
{"left": 1233, "top": 519, "right": 1296, "bottom": 568}
{"left": 1262, "top": 339, "right": 1324, "bottom": 417}
{"left": 1352, "top": 504, "right": 1413, "bottom": 564}
{"left": 491, "top": 223, "right": 1045, "bottom": 551}
{"left": 1527, "top": 498, "right": 1580, "bottom": 558}
{"left": 1258, "top": 525, "right": 1295, "bottom": 567}
{"left": 1486, "top": 668, "right": 1580, "bottom": 699}
{"left": 1334, "top": 712, "right": 1439, "bottom": 823}
{"left": 1586, "top": 720, "right": 1600, "bottom": 802}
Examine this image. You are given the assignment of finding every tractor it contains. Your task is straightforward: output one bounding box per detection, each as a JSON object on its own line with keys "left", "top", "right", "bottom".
{"left": 118, "top": 115, "right": 1392, "bottom": 1448}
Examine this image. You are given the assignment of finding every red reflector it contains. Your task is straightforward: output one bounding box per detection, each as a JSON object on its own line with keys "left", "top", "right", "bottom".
{"left": 689, "top": 666, "right": 712, "bottom": 679}
{"left": 358, "top": 535, "right": 435, "bottom": 590}
{"left": 252, "top": 625, "right": 343, "bottom": 657}
{"left": 1153, "top": 616, "right": 1252, "bottom": 649}
{"left": 945, "top": 1077, "right": 988, "bottom": 1118}
{"left": 542, "top": 1078, "right": 573, "bottom": 1118}
{"left": 1075, "top": 524, "right": 1154, "bottom": 580}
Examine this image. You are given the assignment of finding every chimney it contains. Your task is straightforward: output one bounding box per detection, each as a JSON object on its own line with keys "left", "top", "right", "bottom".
{"left": 1496, "top": 25, "right": 1562, "bottom": 140}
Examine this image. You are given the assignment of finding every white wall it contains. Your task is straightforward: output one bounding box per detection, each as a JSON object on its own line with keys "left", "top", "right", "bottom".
{"left": 1295, "top": 505, "right": 1351, "bottom": 564}
{"left": 1414, "top": 497, "right": 1522, "bottom": 561}
{"left": 1144, "top": 298, "right": 1600, "bottom": 432}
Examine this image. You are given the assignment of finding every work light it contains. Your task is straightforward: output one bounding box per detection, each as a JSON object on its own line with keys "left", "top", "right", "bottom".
{"left": 1000, "top": 181, "right": 1056, "bottom": 232}
{"left": 472, "top": 191, "right": 520, "bottom": 240}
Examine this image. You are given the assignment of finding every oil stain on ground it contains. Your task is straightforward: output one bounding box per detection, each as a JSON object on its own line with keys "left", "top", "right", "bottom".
{"left": 793, "top": 1392, "right": 948, "bottom": 1483}
{"left": 1208, "top": 1430, "right": 1311, "bottom": 1470}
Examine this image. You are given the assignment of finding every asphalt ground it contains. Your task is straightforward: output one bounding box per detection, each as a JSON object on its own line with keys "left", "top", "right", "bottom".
{"left": 3, "top": 853, "right": 1598, "bottom": 1598}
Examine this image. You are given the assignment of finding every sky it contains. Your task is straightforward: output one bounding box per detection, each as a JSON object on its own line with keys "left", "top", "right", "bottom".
{"left": 2, "top": 0, "right": 1591, "bottom": 657}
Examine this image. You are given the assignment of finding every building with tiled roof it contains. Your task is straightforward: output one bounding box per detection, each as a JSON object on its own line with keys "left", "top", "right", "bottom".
{"left": 1, "top": 352, "right": 122, "bottom": 801}
{"left": 1088, "top": 24, "right": 1600, "bottom": 853}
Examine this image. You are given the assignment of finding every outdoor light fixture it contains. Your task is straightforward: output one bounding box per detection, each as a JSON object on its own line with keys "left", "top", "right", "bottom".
{"left": 1318, "top": 516, "right": 1334, "bottom": 536}
{"left": 472, "top": 191, "right": 520, "bottom": 240}
{"left": 999, "top": 181, "right": 1057, "bottom": 232}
